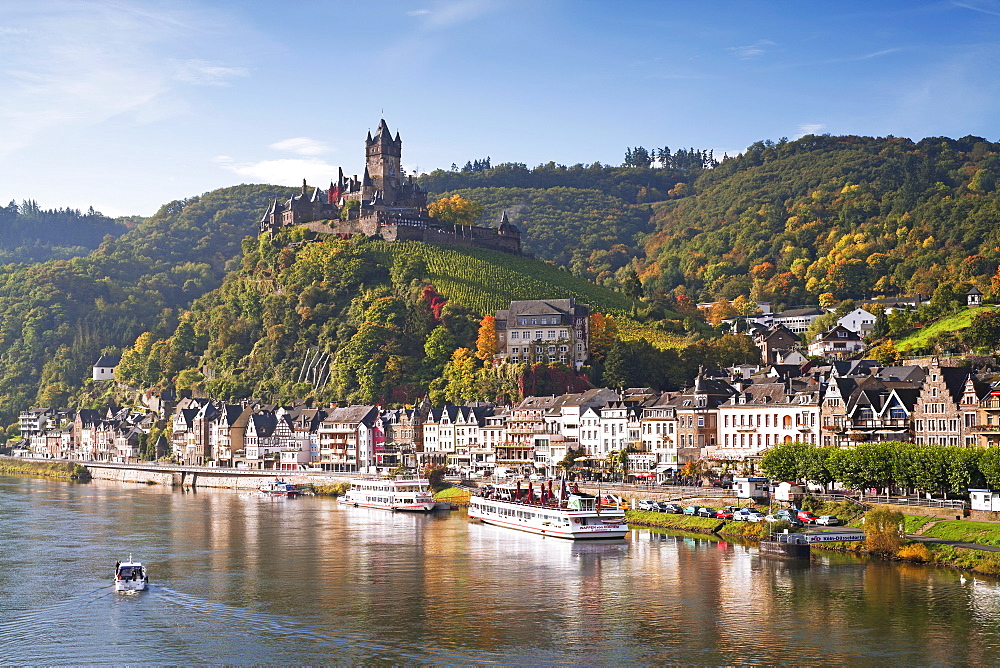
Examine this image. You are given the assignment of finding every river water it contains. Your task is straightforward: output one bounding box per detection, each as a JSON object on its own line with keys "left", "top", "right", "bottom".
{"left": 2, "top": 475, "right": 1000, "bottom": 665}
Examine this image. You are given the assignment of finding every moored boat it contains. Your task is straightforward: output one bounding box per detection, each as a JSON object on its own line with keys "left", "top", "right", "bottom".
{"left": 259, "top": 479, "right": 301, "bottom": 497}
{"left": 114, "top": 555, "right": 148, "bottom": 592}
{"left": 343, "top": 476, "right": 436, "bottom": 512}
{"left": 468, "top": 481, "right": 628, "bottom": 540}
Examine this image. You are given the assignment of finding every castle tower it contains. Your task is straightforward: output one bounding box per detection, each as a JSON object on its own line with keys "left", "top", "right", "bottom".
{"left": 366, "top": 119, "right": 402, "bottom": 206}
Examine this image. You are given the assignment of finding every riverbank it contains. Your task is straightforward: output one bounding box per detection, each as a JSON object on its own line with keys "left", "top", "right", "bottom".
{"left": 0, "top": 458, "right": 90, "bottom": 480}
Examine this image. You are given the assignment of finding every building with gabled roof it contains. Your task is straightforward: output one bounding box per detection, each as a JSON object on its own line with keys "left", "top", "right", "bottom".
{"left": 493, "top": 298, "right": 590, "bottom": 369}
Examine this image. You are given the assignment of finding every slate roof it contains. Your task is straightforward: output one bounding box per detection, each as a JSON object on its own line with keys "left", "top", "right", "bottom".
{"left": 94, "top": 354, "right": 121, "bottom": 368}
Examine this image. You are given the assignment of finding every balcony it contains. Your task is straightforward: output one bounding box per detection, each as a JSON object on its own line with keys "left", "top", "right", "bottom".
{"left": 970, "top": 424, "right": 1000, "bottom": 432}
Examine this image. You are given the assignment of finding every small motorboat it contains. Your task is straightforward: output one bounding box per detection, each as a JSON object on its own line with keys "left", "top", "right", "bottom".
{"left": 259, "top": 479, "right": 301, "bottom": 497}
{"left": 115, "top": 555, "right": 148, "bottom": 592}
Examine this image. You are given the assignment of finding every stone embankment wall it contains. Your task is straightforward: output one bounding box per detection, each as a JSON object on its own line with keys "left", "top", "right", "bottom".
{"left": 85, "top": 464, "right": 351, "bottom": 490}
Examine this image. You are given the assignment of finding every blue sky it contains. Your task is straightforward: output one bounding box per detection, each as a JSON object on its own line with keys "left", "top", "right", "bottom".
{"left": 3, "top": 1, "right": 1000, "bottom": 217}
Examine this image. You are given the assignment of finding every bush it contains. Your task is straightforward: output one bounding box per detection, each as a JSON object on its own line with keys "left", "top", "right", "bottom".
{"left": 801, "top": 496, "right": 821, "bottom": 512}
{"left": 897, "top": 543, "right": 933, "bottom": 562}
{"left": 421, "top": 464, "right": 449, "bottom": 492}
{"left": 864, "top": 505, "right": 905, "bottom": 555}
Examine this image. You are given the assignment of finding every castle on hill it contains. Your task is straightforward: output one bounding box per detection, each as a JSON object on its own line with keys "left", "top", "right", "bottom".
{"left": 259, "top": 119, "right": 521, "bottom": 254}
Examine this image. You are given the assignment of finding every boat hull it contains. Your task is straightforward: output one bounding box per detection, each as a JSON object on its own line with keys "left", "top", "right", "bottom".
{"left": 115, "top": 579, "right": 147, "bottom": 592}
{"left": 468, "top": 496, "right": 628, "bottom": 540}
{"left": 343, "top": 496, "right": 435, "bottom": 512}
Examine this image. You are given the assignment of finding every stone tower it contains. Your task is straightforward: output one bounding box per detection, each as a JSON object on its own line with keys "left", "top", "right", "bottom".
{"left": 365, "top": 119, "right": 402, "bottom": 206}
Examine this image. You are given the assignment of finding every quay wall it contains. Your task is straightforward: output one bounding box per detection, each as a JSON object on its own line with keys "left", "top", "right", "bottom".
{"left": 84, "top": 464, "right": 351, "bottom": 490}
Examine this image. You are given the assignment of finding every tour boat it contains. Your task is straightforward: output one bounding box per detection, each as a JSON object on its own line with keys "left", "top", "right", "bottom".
{"left": 343, "top": 476, "right": 436, "bottom": 512}
{"left": 114, "top": 555, "right": 148, "bottom": 592}
{"left": 259, "top": 479, "right": 301, "bottom": 497}
{"left": 468, "top": 481, "right": 629, "bottom": 540}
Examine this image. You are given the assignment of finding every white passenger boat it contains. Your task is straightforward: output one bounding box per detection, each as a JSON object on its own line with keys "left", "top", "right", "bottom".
{"left": 259, "top": 479, "right": 301, "bottom": 497}
{"left": 114, "top": 555, "right": 148, "bottom": 592}
{"left": 468, "top": 481, "right": 628, "bottom": 540}
{"left": 343, "top": 476, "right": 436, "bottom": 512}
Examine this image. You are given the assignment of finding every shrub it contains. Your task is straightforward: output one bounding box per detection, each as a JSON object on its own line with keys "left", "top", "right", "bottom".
{"left": 421, "top": 464, "right": 449, "bottom": 492}
{"left": 896, "top": 543, "right": 933, "bottom": 562}
{"left": 801, "top": 496, "right": 821, "bottom": 512}
{"left": 864, "top": 505, "right": 905, "bottom": 555}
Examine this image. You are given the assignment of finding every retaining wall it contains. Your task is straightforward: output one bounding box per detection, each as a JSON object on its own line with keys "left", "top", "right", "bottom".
{"left": 85, "top": 464, "right": 350, "bottom": 490}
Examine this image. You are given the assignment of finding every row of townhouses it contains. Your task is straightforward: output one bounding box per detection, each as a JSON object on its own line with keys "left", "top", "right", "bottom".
{"left": 18, "top": 356, "right": 1000, "bottom": 478}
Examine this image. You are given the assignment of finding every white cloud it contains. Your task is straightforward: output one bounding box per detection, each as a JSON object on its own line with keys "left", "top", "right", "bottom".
{"left": 953, "top": 1, "right": 1000, "bottom": 17}
{"left": 796, "top": 123, "right": 826, "bottom": 138}
{"left": 173, "top": 59, "right": 249, "bottom": 86}
{"left": 730, "top": 39, "right": 776, "bottom": 60}
{"left": 407, "top": 9, "right": 431, "bottom": 16}
{"left": 220, "top": 158, "right": 340, "bottom": 186}
{"left": 269, "top": 137, "right": 330, "bottom": 156}
{"left": 0, "top": 3, "right": 256, "bottom": 158}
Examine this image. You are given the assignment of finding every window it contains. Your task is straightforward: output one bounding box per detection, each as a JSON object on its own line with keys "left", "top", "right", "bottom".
{"left": 560, "top": 330, "right": 568, "bottom": 338}
{"left": 576, "top": 343, "right": 583, "bottom": 351}
{"left": 535, "top": 331, "right": 543, "bottom": 340}
{"left": 510, "top": 331, "right": 519, "bottom": 339}
{"left": 547, "top": 330, "right": 556, "bottom": 339}
{"left": 559, "top": 345, "right": 568, "bottom": 353}
{"left": 698, "top": 416, "right": 705, "bottom": 427}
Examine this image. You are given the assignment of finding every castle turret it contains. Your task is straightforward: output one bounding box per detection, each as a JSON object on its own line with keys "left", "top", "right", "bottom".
{"left": 365, "top": 119, "right": 402, "bottom": 205}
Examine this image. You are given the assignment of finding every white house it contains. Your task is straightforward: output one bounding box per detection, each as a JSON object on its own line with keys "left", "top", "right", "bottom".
{"left": 716, "top": 381, "right": 821, "bottom": 459}
{"left": 92, "top": 354, "right": 121, "bottom": 381}
{"left": 837, "top": 308, "right": 876, "bottom": 337}
{"left": 807, "top": 325, "right": 866, "bottom": 358}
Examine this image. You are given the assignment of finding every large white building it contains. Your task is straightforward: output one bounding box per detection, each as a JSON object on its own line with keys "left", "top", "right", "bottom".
{"left": 714, "top": 381, "right": 821, "bottom": 459}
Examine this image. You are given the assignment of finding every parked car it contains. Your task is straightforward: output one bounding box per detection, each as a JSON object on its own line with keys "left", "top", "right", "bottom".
{"left": 696, "top": 507, "right": 717, "bottom": 518}
{"left": 637, "top": 499, "right": 659, "bottom": 511}
{"left": 765, "top": 514, "right": 804, "bottom": 527}
{"left": 797, "top": 511, "right": 820, "bottom": 524}
{"left": 660, "top": 503, "right": 683, "bottom": 514}
{"left": 683, "top": 506, "right": 699, "bottom": 515}
{"left": 733, "top": 508, "right": 764, "bottom": 522}
{"left": 815, "top": 515, "right": 841, "bottom": 526}
{"left": 716, "top": 509, "right": 734, "bottom": 520}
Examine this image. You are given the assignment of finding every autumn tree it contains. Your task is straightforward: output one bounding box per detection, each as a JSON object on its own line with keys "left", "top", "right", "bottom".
{"left": 428, "top": 194, "right": 484, "bottom": 226}
{"left": 707, "top": 298, "right": 738, "bottom": 325}
{"left": 475, "top": 315, "right": 497, "bottom": 363}
{"left": 588, "top": 313, "right": 618, "bottom": 360}
{"left": 732, "top": 294, "right": 762, "bottom": 316}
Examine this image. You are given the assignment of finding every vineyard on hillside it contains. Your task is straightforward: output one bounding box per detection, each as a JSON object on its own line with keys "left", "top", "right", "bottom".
{"left": 373, "top": 240, "right": 634, "bottom": 316}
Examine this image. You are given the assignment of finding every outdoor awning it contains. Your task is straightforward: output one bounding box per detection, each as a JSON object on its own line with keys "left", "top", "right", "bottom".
{"left": 654, "top": 465, "right": 673, "bottom": 472}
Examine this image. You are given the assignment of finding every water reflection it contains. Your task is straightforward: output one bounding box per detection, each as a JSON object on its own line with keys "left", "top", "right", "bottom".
{"left": 3, "top": 475, "right": 1000, "bottom": 665}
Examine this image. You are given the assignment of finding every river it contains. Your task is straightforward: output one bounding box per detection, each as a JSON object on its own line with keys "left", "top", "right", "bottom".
{"left": 1, "top": 475, "right": 999, "bottom": 665}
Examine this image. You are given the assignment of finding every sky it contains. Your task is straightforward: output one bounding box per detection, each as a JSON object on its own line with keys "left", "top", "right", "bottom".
{"left": 4, "top": 0, "right": 1000, "bottom": 217}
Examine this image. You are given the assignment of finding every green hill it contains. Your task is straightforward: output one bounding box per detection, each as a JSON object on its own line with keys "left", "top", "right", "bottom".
{"left": 378, "top": 240, "right": 632, "bottom": 316}
{"left": 0, "top": 184, "right": 295, "bottom": 423}
{"left": 428, "top": 186, "right": 653, "bottom": 287}
{"left": 642, "top": 134, "right": 1000, "bottom": 309}
{"left": 114, "top": 233, "right": 654, "bottom": 407}
{"left": 894, "top": 306, "right": 1000, "bottom": 352}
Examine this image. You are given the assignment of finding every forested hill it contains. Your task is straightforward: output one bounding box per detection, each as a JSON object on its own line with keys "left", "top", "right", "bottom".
{"left": 418, "top": 155, "right": 717, "bottom": 289}
{"left": 0, "top": 184, "right": 295, "bottom": 423}
{"left": 0, "top": 200, "right": 127, "bottom": 264}
{"left": 642, "top": 134, "right": 1000, "bottom": 308}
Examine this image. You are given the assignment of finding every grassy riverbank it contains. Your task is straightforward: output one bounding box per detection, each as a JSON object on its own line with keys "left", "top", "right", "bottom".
{"left": 0, "top": 458, "right": 91, "bottom": 480}
{"left": 625, "top": 510, "right": 724, "bottom": 534}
